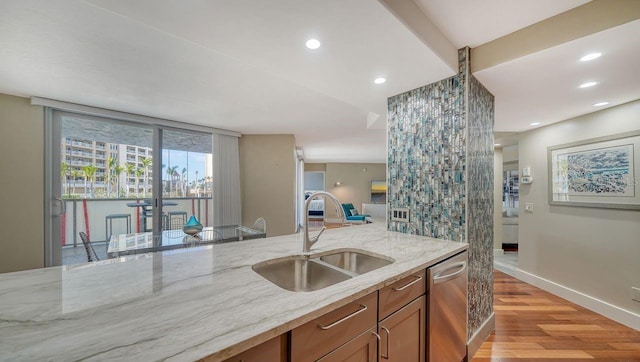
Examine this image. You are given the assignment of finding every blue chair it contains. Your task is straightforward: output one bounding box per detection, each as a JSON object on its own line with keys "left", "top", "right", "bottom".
{"left": 341, "top": 203, "right": 370, "bottom": 223}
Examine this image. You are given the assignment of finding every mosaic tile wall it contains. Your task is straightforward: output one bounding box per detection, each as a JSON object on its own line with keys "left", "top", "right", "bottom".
{"left": 387, "top": 76, "right": 466, "bottom": 240}
{"left": 387, "top": 47, "right": 494, "bottom": 340}
{"left": 466, "top": 68, "right": 495, "bottom": 340}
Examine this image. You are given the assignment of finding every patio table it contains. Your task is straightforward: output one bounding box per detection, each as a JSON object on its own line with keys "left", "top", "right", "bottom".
{"left": 126, "top": 200, "right": 179, "bottom": 232}
{"left": 107, "top": 225, "right": 266, "bottom": 258}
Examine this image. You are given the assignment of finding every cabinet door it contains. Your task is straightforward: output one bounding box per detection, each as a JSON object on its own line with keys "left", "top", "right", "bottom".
{"left": 378, "top": 295, "right": 426, "bottom": 362}
{"left": 316, "top": 328, "right": 378, "bottom": 362}
{"left": 216, "top": 335, "right": 286, "bottom": 362}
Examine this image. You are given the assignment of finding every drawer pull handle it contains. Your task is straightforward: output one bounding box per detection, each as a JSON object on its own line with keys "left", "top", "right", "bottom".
{"left": 380, "top": 326, "right": 391, "bottom": 359}
{"left": 372, "top": 331, "right": 381, "bottom": 359}
{"left": 392, "top": 275, "right": 423, "bottom": 291}
{"left": 317, "top": 303, "right": 367, "bottom": 330}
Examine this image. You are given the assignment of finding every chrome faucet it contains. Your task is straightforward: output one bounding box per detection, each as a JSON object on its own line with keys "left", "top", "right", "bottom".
{"left": 303, "top": 191, "right": 345, "bottom": 254}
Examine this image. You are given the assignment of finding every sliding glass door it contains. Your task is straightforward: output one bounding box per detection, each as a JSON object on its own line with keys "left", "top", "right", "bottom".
{"left": 45, "top": 110, "right": 213, "bottom": 267}
{"left": 161, "top": 128, "right": 213, "bottom": 232}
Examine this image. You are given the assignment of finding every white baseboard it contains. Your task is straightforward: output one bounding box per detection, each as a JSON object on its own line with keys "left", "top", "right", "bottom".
{"left": 494, "top": 248, "right": 504, "bottom": 256}
{"left": 467, "top": 312, "right": 495, "bottom": 360}
{"left": 516, "top": 269, "right": 640, "bottom": 331}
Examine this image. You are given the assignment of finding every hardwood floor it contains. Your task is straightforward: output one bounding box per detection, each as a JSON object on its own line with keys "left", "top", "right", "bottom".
{"left": 473, "top": 270, "right": 640, "bottom": 361}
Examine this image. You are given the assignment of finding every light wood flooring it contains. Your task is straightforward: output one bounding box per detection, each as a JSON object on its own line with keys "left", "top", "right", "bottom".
{"left": 473, "top": 270, "right": 640, "bottom": 361}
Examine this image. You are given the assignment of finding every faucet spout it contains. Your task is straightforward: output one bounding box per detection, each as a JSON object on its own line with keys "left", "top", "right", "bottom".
{"left": 303, "top": 191, "right": 344, "bottom": 253}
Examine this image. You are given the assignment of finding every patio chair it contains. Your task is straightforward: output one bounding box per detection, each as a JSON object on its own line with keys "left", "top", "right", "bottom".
{"left": 253, "top": 217, "right": 266, "bottom": 234}
{"left": 79, "top": 231, "right": 100, "bottom": 262}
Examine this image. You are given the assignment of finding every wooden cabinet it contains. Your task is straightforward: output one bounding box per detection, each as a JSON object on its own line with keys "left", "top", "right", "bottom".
{"left": 378, "top": 270, "right": 426, "bottom": 362}
{"left": 378, "top": 296, "right": 426, "bottom": 362}
{"left": 316, "top": 328, "right": 378, "bottom": 362}
{"left": 226, "top": 267, "right": 437, "bottom": 362}
{"left": 291, "top": 292, "right": 378, "bottom": 361}
{"left": 204, "top": 334, "right": 286, "bottom": 362}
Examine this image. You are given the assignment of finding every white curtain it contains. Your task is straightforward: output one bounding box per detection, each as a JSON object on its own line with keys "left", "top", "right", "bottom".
{"left": 213, "top": 134, "right": 241, "bottom": 226}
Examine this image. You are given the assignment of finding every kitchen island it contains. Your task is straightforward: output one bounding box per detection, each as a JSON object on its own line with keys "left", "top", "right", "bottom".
{"left": 0, "top": 223, "right": 467, "bottom": 361}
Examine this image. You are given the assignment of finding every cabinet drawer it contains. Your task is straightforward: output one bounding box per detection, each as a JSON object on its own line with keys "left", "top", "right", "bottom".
{"left": 291, "top": 292, "right": 377, "bottom": 361}
{"left": 203, "top": 335, "right": 286, "bottom": 362}
{"left": 379, "top": 269, "right": 425, "bottom": 320}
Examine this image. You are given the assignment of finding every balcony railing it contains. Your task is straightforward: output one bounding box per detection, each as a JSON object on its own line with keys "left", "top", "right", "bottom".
{"left": 60, "top": 197, "right": 213, "bottom": 249}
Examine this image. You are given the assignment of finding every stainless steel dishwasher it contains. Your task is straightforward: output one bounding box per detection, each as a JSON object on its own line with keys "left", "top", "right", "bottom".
{"left": 427, "top": 251, "right": 468, "bottom": 362}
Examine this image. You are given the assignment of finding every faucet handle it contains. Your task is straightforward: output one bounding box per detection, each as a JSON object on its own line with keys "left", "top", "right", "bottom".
{"left": 311, "top": 226, "right": 326, "bottom": 242}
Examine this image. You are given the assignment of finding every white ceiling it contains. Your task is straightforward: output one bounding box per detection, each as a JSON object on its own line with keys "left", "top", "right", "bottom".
{"left": 475, "top": 19, "right": 640, "bottom": 132}
{"left": 0, "top": 1, "right": 638, "bottom": 161}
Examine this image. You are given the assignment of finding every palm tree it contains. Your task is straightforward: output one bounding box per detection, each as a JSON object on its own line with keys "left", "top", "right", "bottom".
{"left": 113, "top": 165, "right": 124, "bottom": 197}
{"left": 70, "top": 169, "right": 82, "bottom": 196}
{"left": 141, "top": 157, "right": 152, "bottom": 197}
{"left": 181, "top": 167, "right": 187, "bottom": 196}
{"left": 194, "top": 170, "right": 200, "bottom": 197}
{"left": 61, "top": 162, "right": 70, "bottom": 197}
{"left": 135, "top": 167, "right": 144, "bottom": 197}
{"left": 205, "top": 176, "right": 212, "bottom": 195}
{"left": 125, "top": 163, "right": 136, "bottom": 197}
{"left": 81, "top": 165, "right": 98, "bottom": 198}
{"left": 106, "top": 157, "right": 118, "bottom": 198}
{"left": 166, "top": 165, "right": 179, "bottom": 196}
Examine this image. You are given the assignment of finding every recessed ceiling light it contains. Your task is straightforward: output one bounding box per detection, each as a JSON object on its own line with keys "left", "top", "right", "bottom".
{"left": 530, "top": 122, "right": 541, "bottom": 126}
{"left": 593, "top": 101, "right": 610, "bottom": 107}
{"left": 305, "top": 39, "right": 321, "bottom": 50}
{"left": 580, "top": 52, "right": 602, "bottom": 62}
{"left": 579, "top": 81, "right": 598, "bottom": 88}
{"left": 494, "top": 143, "right": 501, "bottom": 147}
{"left": 374, "top": 77, "right": 386, "bottom": 84}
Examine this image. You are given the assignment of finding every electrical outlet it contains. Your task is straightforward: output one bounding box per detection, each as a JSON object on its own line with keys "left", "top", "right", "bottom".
{"left": 525, "top": 203, "right": 534, "bottom": 212}
{"left": 391, "top": 208, "right": 410, "bottom": 223}
{"left": 632, "top": 287, "right": 640, "bottom": 303}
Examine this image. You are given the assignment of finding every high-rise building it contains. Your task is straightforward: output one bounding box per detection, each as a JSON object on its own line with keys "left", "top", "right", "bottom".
{"left": 61, "top": 137, "right": 152, "bottom": 197}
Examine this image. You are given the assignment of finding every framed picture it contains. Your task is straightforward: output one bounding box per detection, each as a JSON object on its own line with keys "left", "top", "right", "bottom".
{"left": 370, "top": 180, "right": 387, "bottom": 204}
{"left": 548, "top": 130, "right": 640, "bottom": 210}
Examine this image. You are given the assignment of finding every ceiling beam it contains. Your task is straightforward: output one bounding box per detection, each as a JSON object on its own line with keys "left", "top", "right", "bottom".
{"left": 471, "top": 0, "right": 640, "bottom": 72}
{"left": 378, "top": 0, "right": 458, "bottom": 72}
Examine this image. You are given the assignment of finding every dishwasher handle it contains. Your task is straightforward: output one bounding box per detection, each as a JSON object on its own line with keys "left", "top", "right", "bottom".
{"left": 432, "top": 261, "right": 466, "bottom": 285}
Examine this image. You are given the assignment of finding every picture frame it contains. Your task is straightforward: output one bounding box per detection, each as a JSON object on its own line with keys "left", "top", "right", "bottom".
{"left": 370, "top": 180, "right": 387, "bottom": 204}
{"left": 548, "top": 130, "right": 640, "bottom": 210}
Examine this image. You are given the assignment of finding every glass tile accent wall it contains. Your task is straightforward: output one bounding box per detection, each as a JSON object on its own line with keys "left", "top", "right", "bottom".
{"left": 387, "top": 47, "right": 494, "bottom": 340}
{"left": 467, "top": 68, "right": 495, "bottom": 340}
{"left": 387, "top": 75, "right": 466, "bottom": 240}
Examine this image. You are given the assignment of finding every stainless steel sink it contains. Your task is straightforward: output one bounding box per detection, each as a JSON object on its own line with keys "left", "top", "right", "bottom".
{"left": 253, "top": 249, "right": 394, "bottom": 292}
{"left": 252, "top": 256, "right": 352, "bottom": 292}
{"left": 319, "top": 250, "right": 394, "bottom": 275}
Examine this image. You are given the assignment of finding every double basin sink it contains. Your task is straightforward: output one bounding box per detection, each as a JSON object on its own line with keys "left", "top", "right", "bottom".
{"left": 252, "top": 249, "right": 394, "bottom": 292}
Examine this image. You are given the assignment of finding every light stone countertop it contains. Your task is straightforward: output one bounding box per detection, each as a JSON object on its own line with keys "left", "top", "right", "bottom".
{"left": 0, "top": 222, "right": 467, "bottom": 361}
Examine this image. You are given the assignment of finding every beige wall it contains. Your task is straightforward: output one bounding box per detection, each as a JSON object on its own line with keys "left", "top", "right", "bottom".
{"left": 323, "top": 163, "right": 386, "bottom": 219}
{"left": 304, "top": 163, "right": 326, "bottom": 172}
{"left": 0, "top": 94, "right": 45, "bottom": 273}
{"left": 503, "top": 144, "right": 518, "bottom": 163}
{"left": 239, "top": 135, "right": 296, "bottom": 237}
{"left": 518, "top": 99, "right": 640, "bottom": 318}
{"left": 493, "top": 149, "right": 503, "bottom": 252}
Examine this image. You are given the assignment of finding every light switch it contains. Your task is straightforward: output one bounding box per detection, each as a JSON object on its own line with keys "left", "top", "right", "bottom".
{"left": 525, "top": 203, "right": 534, "bottom": 212}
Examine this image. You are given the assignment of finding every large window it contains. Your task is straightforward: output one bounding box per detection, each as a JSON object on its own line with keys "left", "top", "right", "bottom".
{"left": 44, "top": 104, "right": 223, "bottom": 266}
